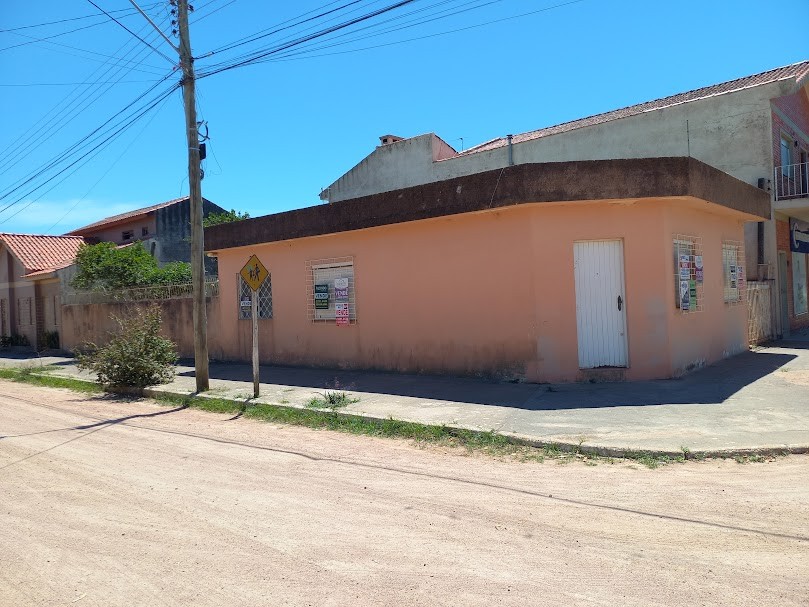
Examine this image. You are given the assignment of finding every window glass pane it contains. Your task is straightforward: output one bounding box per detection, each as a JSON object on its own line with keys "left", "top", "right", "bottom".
{"left": 237, "top": 274, "right": 272, "bottom": 319}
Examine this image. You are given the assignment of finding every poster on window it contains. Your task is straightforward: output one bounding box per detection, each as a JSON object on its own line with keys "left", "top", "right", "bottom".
{"left": 680, "top": 280, "right": 690, "bottom": 311}
{"left": 314, "top": 284, "right": 330, "bottom": 309}
{"left": 730, "top": 265, "right": 737, "bottom": 289}
{"left": 694, "top": 255, "right": 704, "bottom": 283}
{"left": 679, "top": 254, "right": 691, "bottom": 279}
{"left": 334, "top": 277, "right": 349, "bottom": 302}
{"left": 335, "top": 302, "right": 350, "bottom": 326}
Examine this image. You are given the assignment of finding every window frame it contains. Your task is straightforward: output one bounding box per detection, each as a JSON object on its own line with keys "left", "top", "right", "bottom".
{"left": 237, "top": 273, "right": 273, "bottom": 320}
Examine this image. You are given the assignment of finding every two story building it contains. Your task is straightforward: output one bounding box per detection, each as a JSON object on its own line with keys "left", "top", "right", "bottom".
{"left": 321, "top": 61, "right": 809, "bottom": 337}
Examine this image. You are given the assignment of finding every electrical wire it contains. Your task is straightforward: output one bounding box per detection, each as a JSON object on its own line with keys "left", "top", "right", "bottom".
{"left": 43, "top": 93, "right": 174, "bottom": 234}
{"left": 0, "top": 3, "right": 162, "bottom": 33}
{"left": 0, "top": 83, "right": 180, "bottom": 223}
{"left": 0, "top": 77, "right": 180, "bottom": 207}
{"left": 0, "top": 6, "right": 177, "bottom": 177}
{"left": 197, "top": 0, "right": 418, "bottom": 79}
{"left": 85, "top": 0, "right": 176, "bottom": 65}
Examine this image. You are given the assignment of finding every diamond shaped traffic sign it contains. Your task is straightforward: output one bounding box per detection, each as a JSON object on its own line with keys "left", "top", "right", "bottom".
{"left": 240, "top": 254, "right": 268, "bottom": 292}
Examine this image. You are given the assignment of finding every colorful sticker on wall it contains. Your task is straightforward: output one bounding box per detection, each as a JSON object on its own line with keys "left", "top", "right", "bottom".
{"left": 335, "top": 302, "right": 350, "bottom": 326}
{"left": 679, "top": 254, "right": 691, "bottom": 279}
{"left": 694, "top": 255, "right": 704, "bottom": 283}
{"left": 334, "top": 277, "right": 349, "bottom": 302}
{"left": 314, "top": 284, "right": 330, "bottom": 309}
{"left": 680, "top": 280, "right": 690, "bottom": 311}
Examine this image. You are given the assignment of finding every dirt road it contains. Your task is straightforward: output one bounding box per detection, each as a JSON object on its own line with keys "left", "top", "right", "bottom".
{"left": 1, "top": 382, "right": 807, "bottom": 606}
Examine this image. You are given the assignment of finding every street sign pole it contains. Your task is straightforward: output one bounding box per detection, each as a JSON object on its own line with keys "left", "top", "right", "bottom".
{"left": 252, "top": 286, "right": 259, "bottom": 398}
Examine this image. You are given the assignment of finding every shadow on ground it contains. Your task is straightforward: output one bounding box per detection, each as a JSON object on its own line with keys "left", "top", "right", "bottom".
{"left": 169, "top": 347, "right": 800, "bottom": 410}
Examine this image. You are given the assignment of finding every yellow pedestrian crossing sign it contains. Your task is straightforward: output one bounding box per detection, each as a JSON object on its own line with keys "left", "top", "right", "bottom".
{"left": 240, "top": 254, "right": 268, "bottom": 292}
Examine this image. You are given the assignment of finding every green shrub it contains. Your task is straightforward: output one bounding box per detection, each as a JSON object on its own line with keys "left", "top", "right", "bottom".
{"left": 77, "top": 306, "right": 178, "bottom": 388}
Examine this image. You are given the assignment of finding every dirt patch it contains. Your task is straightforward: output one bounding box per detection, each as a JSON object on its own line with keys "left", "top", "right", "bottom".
{"left": 1, "top": 381, "right": 807, "bottom": 606}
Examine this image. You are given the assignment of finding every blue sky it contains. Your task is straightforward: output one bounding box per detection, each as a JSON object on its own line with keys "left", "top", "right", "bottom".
{"left": 1, "top": 0, "right": 807, "bottom": 235}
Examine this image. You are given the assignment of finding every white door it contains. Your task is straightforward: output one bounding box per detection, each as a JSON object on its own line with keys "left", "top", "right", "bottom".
{"left": 574, "top": 240, "right": 628, "bottom": 368}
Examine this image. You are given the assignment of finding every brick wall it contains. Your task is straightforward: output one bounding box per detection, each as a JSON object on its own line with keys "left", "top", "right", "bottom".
{"left": 776, "top": 219, "right": 809, "bottom": 331}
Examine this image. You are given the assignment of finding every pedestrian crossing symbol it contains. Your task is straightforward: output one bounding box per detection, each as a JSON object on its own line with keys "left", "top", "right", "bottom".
{"left": 240, "top": 254, "right": 268, "bottom": 292}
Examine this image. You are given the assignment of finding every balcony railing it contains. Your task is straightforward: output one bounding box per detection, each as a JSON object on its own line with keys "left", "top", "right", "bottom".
{"left": 774, "top": 162, "right": 809, "bottom": 201}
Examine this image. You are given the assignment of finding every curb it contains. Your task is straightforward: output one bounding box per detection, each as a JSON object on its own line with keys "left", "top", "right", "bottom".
{"left": 14, "top": 370, "right": 809, "bottom": 461}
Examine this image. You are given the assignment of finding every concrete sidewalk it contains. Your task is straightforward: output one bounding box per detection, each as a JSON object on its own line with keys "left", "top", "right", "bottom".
{"left": 2, "top": 339, "right": 808, "bottom": 455}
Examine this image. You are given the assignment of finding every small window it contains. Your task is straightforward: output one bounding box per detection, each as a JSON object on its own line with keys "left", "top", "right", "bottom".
{"left": 722, "top": 242, "right": 743, "bottom": 303}
{"left": 122, "top": 230, "right": 134, "bottom": 241}
{"left": 673, "top": 237, "right": 702, "bottom": 313}
{"left": 237, "top": 273, "right": 272, "bottom": 319}
{"left": 141, "top": 227, "right": 149, "bottom": 237}
{"left": 306, "top": 257, "right": 356, "bottom": 324}
{"left": 781, "top": 136, "right": 793, "bottom": 176}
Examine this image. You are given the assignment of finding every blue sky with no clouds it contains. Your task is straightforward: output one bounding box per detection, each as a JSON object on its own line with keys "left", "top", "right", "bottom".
{"left": 1, "top": 0, "right": 807, "bottom": 235}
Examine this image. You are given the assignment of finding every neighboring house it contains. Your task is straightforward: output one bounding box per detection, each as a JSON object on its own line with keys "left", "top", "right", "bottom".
{"left": 0, "top": 234, "right": 85, "bottom": 349}
{"left": 66, "top": 195, "right": 226, "bottom": 268}
{"left": 320, "top": 61, "right": 809, "bottom": 337}
{"left": 205, "top": 158, "right": 769, "bottom": 382}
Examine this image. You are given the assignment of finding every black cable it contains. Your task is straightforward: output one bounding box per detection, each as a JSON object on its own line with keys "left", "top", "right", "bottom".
{"left": 85, "top": 0, "right": 177, "bottom": 65}
{"left": 0, "top": 2, "right": 162, "bottom": 33}
{"left": 0, "top": 8, "right": 177, "bottom": 176}
{"left": 0, "top": 83, "right": 180, "bottom": 222}
{"left": 0, "top": 78, "right": 178, "bottom": 204}
{"left": 198, "top": 0, "right": 417, "bottom": 79}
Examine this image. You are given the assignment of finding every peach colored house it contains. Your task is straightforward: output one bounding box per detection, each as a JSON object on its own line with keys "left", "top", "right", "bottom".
{"left": 0, "top": 234, "right": 85, "bottom": 349}
{"left": 206, "top": 158, "right": 769, "bottom": 382}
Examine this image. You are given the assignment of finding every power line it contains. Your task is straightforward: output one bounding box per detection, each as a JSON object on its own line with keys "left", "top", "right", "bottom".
{"left": 43, "top": 93, "right": 174, "bottom": 234}
{"left": 0, "top": 80, "right": 161, "bottom": 87}
{"left": 0, "top": 83, "right": 180, "bottom": 222}
{"left": 0, "top": 3, "right": 162, "bottom": 32}
{"left": 197, "top": 0, "right": 419, "bottom": 79}
{"left": 86, "top": 0, "right": 177, "bottom": 65}
{"left": 0, "top": 21, "right": 109, "bottom": 52}
{"left": 0, "top": 9, "right": 177, "bottom": 175}
{"left": 0, "top": 78, "right": 179, "bottom": 206}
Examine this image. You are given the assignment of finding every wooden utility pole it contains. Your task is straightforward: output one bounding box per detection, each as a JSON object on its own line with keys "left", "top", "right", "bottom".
{"left": 177, "top": 0, "right": 209, "bottom": 391}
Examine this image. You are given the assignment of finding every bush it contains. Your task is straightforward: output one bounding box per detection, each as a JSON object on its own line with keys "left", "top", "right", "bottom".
{"left": 72, "top": 241, "right": 192, "bottom": 291}
{"left": 77, "top": 306, "right": 178, "bottom": 388}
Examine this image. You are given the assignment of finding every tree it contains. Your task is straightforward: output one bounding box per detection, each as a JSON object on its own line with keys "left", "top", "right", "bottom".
{"left": 202, "top": 208, "right": 250, "bottom": 228}
{"left": 77, "top": 306, "right": 178, "bottom": 388}
{"left": 71, "top": 242, "right": 192, "bottom": 291}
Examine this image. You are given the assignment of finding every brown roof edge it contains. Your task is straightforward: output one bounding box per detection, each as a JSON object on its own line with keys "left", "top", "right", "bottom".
{"left": 206, "top": 158, "right": 770, "bottom": 252}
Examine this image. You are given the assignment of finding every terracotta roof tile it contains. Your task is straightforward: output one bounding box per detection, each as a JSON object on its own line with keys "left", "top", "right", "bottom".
{"left": 66, "top": 196, "right": 198, "bottom": 234}
{"left": 0, "top": 233, "right": 86, "bottom": 274}
{"left": 458, "top": 60, "right": 809, "bottom": 157}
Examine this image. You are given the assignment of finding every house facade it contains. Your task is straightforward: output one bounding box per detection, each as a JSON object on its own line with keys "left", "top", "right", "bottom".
{"left": 0, "top": 234, "right": 85, "bottom": 349}
{"left": 320, "top": 61, "right": 809, "bottom": 337}
{"left": 67, "top": 196, "right": 226, "bottom": 268}
{"left": 206, "top": 158, "right": 768, "bottom": 382}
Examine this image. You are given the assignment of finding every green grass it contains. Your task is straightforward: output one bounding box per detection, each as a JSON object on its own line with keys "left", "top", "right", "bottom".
{"left": 0, "top": 366, "right": 102, "bottom": 394}
{"left": 0, "top": 365, "right": 791, "bottom": 469}
{"left": 305, "top": 390, "right": 358, "bottom": 411}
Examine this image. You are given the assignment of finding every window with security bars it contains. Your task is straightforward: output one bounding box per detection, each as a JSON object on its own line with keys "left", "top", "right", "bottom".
{"left": 305, "top": 257, "right": 356, "bottom": 323}
{"left": 722, "top": 242, "right": 744, "bottom": 304}
{"left": 673, "top": 236, "right": 704, "bottom": 313}
{"left": 237, "top": 273, "right": 272, "bottom": 319}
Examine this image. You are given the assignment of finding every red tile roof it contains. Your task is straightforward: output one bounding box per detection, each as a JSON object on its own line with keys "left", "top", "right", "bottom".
{"left": 459, "top": 60, "right": 809, "bottom": 157}
{"left": 66, "top": 196, "right": 192, "bottom": 235}
{"left": 0, "top": 233, "right": 85, "bottom": 274}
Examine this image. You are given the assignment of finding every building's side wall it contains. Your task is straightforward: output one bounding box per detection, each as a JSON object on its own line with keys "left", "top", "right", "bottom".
{"left": 326, "top": 83, "right": 786, "bottom": 206}
{"left": 82, "top": 216, "right": 158, "bottom": 246}
{"left": 664, "top": 205, "right": 750, "bottom": 375}
{"left": 155, "top": 198, "right": 224, "bottom": 272}
{"left": 211, "top": 199, "right": 749, "bottom": 382}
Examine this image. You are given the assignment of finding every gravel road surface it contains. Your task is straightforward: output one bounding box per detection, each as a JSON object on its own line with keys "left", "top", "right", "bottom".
{"left": 1, "top": 382, "right": 807, "bottom": 606}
